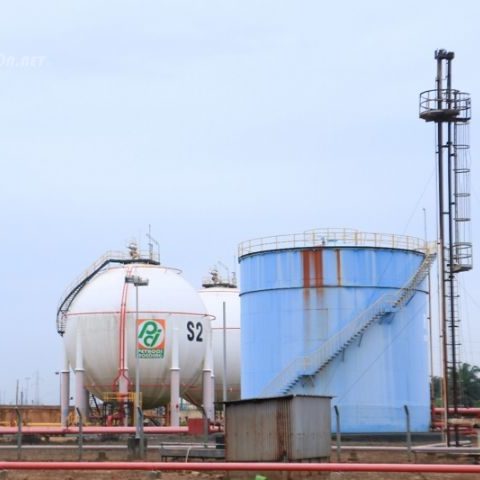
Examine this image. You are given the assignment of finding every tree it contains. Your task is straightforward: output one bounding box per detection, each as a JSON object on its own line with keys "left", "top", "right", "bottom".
{"left": 432, "top": 363, "right": 480, "bottom": 407}
{"left": 457, "top": 363, "right": 480, "bottom": 407}
{"left": 431, "top": 376, "right": 443, "bottom": 407}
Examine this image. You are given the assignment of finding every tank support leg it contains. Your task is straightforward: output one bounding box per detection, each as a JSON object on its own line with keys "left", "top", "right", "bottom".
{"left": 170, "top": 327, "right": 180, "bottom": 426}
{"left": 75, "top": 335, "right": 88, "bottom": 422}
{"left": 202, "top": 331, "right": 215, "bottom": 422}
{"left": 60, "top": 349, "right": 70, "bottom": 427}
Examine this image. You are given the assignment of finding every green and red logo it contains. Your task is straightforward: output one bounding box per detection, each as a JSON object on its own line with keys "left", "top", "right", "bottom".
{"left": 137, "top": 319, "right": 166, "bottom": 359}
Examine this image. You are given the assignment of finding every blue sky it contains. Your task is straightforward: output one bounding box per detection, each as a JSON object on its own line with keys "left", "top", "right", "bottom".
{"left": 1, "top": 1, "right": 479, "bottom": 404}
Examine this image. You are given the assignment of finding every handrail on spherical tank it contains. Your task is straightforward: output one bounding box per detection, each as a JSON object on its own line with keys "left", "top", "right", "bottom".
{"left": 56, "top": 250, "right": 174, "bottom": 335}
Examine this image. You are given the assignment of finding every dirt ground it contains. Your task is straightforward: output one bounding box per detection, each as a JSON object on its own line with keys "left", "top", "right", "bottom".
{"left": 0, "top": 439, "right": 478, "bottom": 480}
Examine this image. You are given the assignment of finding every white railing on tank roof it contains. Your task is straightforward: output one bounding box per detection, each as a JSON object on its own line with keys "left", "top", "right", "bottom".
{"left": 238, "top": 228, "right": 430, "bottom": 258}
{"left": 259, "top": 247, "right": 437, "bottom": 397}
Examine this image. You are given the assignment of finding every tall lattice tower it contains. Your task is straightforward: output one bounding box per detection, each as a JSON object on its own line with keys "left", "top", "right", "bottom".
{"left": 419, "top": 49, "right": 472, "bottom": 446}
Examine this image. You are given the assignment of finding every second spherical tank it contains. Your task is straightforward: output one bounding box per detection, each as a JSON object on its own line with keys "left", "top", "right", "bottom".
{"left": 199, "top": 285, "right": 241, "bottom": 401}
{"left": 63, "top": 262, "right": 211, "bottom": 408}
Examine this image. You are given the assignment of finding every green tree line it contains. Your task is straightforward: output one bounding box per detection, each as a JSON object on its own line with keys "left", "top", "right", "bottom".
{"left": 432, "top": 362, "right": 480, "bottom": 407}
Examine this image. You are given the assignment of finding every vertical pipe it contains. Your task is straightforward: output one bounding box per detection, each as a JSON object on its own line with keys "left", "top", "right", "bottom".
{"left": 118, "top": 271, "right": 132, "bottom": 427}
{"left": 61, "top": 349, "right": 70, "bottom": 427}
{"left": 446, "top": 57, "right": 460, "bottom": 447}
{"left": 138, "top": 407, "right": 145, "bottom": 459}
{"left": 424, "top": 208, "right": 435, "bottom": 429}
{"left": 435, "top": 52, "right": 450, "bottom": 446}
{"left": 404, "top": 405, "right": 412, "bottom": 462}
{"left": 75, "top": 334, "right": 87, "bottom": 422}
{"left": 170, "top": 327, "right": 180, "bottom": 427}
{"left": 76, "top": 408, "right": 83, "bottom": 461}
{"left": 334, "top": 406, "right": 341, "bottom": 462}
{"left": 209, "top": 339, "right": 215, "bottom": 422}
{"left": 222, "top": 302, "right": 227, "bottom": 405}
{"left": 15, "top": 409, "right": 22, "bottom": 461}
{"left": 202, "top": 325, "right": 215, "bottom": 422}
{"left": 135, "top": 285, "right": 141, "bottom": 437}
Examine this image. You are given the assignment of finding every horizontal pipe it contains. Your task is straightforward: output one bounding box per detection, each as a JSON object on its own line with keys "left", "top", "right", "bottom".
{"left": 1, "top": 462, "right": 480, "bottom": 473}
{"left": 433, "top": 407, "right": 480, "bottom": 415}
{"left": 432, "top": 422, "right": 476, "bottom": 429}
{"left": 0, "top": 426, "right": 196, "bottom": 435}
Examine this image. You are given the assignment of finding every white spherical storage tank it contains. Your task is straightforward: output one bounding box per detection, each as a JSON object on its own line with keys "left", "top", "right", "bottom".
{"left": 63, "top": 262, "right": 211, "bottom": 409}
{"left": 199, "top": 286, "right": 241, "bottom": 401}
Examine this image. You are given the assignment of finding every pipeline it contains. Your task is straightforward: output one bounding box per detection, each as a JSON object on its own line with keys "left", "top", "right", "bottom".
{"left": 434, "top": 408, "right": 480, "bottom": 415}
{"left": 0, "top": 426, "right": 191, "bottom": 435}
{"left": 0, "top": 462, "right": 480, "bottom": 474}
{"left": 432, "top": 407, "right": 480, "bottom": 434}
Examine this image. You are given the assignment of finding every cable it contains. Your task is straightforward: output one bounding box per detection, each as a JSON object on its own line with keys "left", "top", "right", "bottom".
{"left": 400, "top": 167, "right": 436, "bottom": 235}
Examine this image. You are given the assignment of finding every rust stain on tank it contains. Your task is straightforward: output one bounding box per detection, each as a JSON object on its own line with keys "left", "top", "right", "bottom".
{"left": 302, "top": 251, "right": 312, "bottom": 346}
{"left": 313, "top": 249, "right": 324, "bottom": 287}
{"left": 302, "top": 249, "right": 324, "bottom": 288}
{"left": 302, "top": 249, "right": 326, "bottom": 353}
{"left": 336, "top": 248, "right": 342, "bottom": 286}
{"left": 302, "top": 250, "right": 311, "bottom": 288}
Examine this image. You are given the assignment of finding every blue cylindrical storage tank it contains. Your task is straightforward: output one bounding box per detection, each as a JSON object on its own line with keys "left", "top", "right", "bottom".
{"left": 239, "top": 229, "right": 433, "bottom": 433}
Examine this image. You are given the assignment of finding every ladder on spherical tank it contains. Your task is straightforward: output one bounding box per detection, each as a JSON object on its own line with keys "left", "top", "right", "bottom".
{"left": 419, "top": 49, "right": 473, "bottom": 447}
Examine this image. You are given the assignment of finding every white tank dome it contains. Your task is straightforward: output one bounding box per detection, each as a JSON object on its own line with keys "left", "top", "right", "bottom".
{"left": 199, "top": 286, "right": 241, "bottom": 401}
{"left": 64, "top": 262, "right": 211, "bottom": 408}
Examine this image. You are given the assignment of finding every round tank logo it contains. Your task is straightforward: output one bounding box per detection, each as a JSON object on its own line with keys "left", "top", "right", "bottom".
{"left": 137, "top": 319, "right": 166, "bottom": 358}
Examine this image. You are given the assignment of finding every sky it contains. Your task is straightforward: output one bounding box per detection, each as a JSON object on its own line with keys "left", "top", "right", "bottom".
{"left": 1, "top": 0, "right": 480, "bottom": 404}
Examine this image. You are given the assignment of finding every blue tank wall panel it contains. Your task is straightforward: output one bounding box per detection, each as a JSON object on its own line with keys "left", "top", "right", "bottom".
{"left": 289, "top": 293, "right": 429, "bottom": 432}
{"left": 241, "top": 248, "right": 425, "bottom": 292}
{"left": 240, "top": 247, "right": 430, "bottom": 432}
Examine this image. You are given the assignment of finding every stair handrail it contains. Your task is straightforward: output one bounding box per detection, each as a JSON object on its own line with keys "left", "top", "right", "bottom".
{"left": 259, "top": 293, "right": 395, "bottom": 397}
{"left": 302, "top": 294, "right": 396, "bottom": 375}
{"left": 301, "top": 250, "right": 436, "bottom": 378}
{"left": 259, "top": 249, "right": 436, "bottom": 397}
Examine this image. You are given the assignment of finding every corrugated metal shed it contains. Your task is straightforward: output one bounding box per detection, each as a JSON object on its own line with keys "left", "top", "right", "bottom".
{"left": 225, "top": 395, "right": 331, "bottom": 461}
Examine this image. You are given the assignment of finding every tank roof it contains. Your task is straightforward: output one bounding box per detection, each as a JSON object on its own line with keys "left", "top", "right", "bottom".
{"left": 201, "top": 266, "right": 237, "bottom": 289}
{"left": 238, "top": 228, "right": 435, "bottom": 258}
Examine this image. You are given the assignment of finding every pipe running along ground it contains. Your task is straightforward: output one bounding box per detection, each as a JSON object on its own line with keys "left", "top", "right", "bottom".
{"left": 0, "top": 462, "right": 480, "bottom": 473}
{"left": 0, "top": 426, "right": 192, "bottom": 435}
